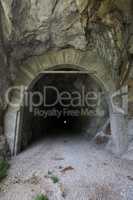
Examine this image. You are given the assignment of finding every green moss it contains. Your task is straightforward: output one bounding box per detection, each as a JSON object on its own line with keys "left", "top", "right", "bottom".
{"left": 0, "top": 159, "right": 9, "bottom": 181}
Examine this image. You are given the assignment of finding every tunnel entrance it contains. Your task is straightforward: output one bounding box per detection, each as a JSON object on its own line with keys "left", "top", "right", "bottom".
{"left": 18, "top": 66, "right": 109, "bottom": 152}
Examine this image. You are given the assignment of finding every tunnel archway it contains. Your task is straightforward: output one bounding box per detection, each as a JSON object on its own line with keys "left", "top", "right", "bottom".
{"left": 18, "top": 64, "right": 109, "bottom": 152}
{"left": 5, "top": 49, "right": 115, "bottom": 155}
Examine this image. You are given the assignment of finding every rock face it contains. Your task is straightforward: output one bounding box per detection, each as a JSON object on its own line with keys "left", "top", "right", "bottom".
{"left": 10, "top": 0, "right": 87, "bottom": 59}
{"left": 0, "top": 0, "right": 132, "bottom": 64}
{"left": 0, "top": 0, "right": 133, "bottom": 154}
{"left": 0, "top": 31, "right": 9, "bottom": 137}
{"left": 0, "top": 35, "right": 9, "bottom": 158}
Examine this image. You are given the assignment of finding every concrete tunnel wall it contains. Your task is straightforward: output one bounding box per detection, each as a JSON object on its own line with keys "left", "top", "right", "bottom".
{"left": 4, "top": 48, "right": 115, "bottom": 155}
{"left": 19, "top": 71, "right": 109, "bottom": 151}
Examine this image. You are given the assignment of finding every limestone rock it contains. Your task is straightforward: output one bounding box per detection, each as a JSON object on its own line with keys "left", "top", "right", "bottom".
{"left": 114, "top": 0, "right": 132, "bottom": 14}
{"left": 0, "top": 43, "right": 9, "bottom": 103}
{"left": 0, "top": 0, "right": 13, "bottom": 42}
{"left": 0, "top": 0, "right": 133, "bottom": 156}
{"left": 128, "top": 36, "right": 133, "bottom": 54}
{"left": 97, "top": 0, "right": 114, "bottom": 18}
{"left": 10, "top": 0, "right": 87, "bottom": 59}
{"left": 76, "top": 0, "right": 89, "bottom": 13}
{"left": 49, "top": 0, "right": 87, "bottom": 49}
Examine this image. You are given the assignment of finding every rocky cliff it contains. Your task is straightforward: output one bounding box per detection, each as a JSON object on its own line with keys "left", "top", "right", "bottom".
{"left": 0, "top": 0, "right": 133, "bottom": 156}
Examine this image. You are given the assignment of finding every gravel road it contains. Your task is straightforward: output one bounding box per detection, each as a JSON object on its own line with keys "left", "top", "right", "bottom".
{"left": 0, "top": 133, "right": 133, "bottom": 200}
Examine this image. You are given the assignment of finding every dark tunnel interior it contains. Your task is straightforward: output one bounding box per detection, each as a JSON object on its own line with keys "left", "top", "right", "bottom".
{"left": 20, "top": 69, "right": 109, "bottom": 151}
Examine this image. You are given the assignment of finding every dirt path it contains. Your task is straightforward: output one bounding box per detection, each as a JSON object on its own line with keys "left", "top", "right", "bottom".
{"left": 0, "top": 134, "right": 133, "bottom": 200}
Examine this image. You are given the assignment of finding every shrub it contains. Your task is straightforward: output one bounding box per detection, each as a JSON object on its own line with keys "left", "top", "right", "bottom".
{"left": 0, "top": 159, "right": 9, "bottom": 181}
{"left": 34, "top": 194, "right": 49, "bottom": 200}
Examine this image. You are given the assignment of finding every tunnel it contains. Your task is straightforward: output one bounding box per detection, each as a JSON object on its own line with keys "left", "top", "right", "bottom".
{"left": 19, "top": 65, "right": 109, "bottom": 151}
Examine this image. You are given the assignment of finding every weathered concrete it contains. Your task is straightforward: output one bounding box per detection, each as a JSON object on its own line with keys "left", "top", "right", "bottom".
{"left": 4, "top": 48, "right": 115, "bottom": 155}
{"left": 109, "top": 86, "right": 128, "bottom": 155}
{"left": 110, "top": 113, "right": 128, "bottom": 155}
{"left": 4, "top": 107, "right": 20, "bottom": 155}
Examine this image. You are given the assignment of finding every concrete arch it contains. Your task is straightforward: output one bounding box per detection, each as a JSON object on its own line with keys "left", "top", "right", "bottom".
{"left": 14, "top": 49, "right": 115, "bottom": 93}
{"left": 5, "top": 48, "right": 115, "bottom": 155}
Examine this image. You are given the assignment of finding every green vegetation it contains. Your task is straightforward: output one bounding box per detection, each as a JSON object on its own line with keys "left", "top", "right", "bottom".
{"left": 34, "top": 194, "right": 49, "bottom": 200}
{"left": 47, "top": 170, "right": 59, "bottom": 184}
{"left": 51, "top": 175, "right": 59, "bottom": 184}
{"left": 0, "top": 159, "right": 9, "bottom": 181}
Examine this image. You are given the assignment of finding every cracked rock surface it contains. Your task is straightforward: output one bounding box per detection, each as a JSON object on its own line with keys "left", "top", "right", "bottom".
{"left": 10, "top": 0, "right": 87, "bottom": 58}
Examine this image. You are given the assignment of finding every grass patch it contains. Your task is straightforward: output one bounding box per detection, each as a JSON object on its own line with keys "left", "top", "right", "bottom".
{"left": 51, "top": 175, "right": 59, "bottom": 184}
{"left": 0, "top": 159, "right": 9, "bottom": 181}
{"left": 34, "top": 194, "right": 49, "bottom": 200}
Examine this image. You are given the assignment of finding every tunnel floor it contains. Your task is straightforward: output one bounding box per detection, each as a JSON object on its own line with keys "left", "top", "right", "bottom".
{"left": 1, "top": 133, "right": 133, "bottom": 200}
